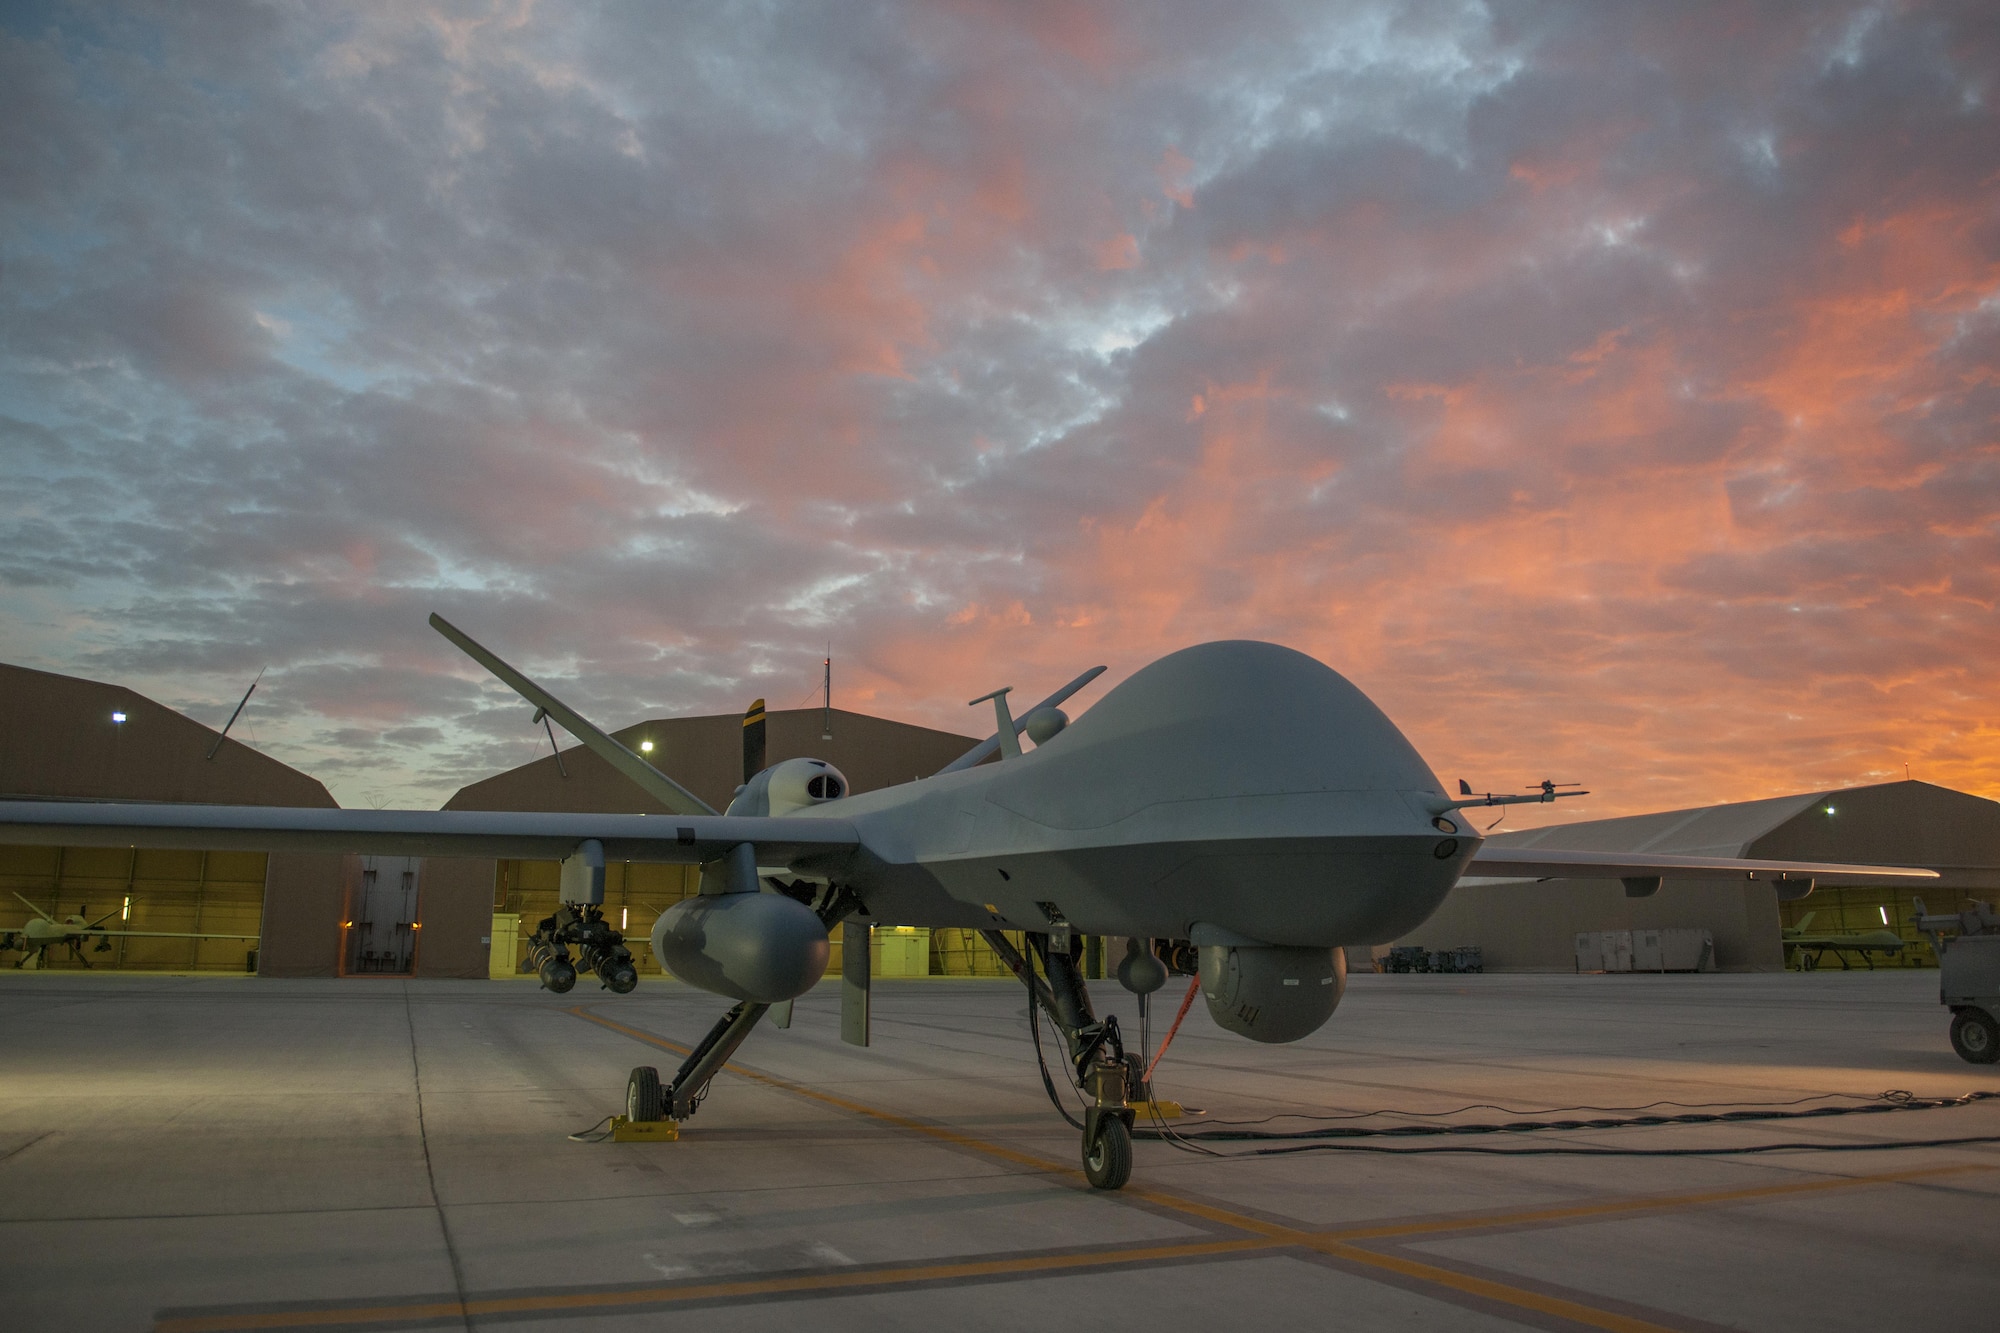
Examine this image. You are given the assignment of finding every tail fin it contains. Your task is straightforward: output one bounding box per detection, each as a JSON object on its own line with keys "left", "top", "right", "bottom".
{"left": 429, "top": 613, "right": 717, "bottom": 815}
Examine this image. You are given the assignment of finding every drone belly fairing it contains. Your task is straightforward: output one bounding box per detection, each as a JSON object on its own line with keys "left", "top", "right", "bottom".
{"left": 1158, "top": 836, "right": 1467, "bottom": 946}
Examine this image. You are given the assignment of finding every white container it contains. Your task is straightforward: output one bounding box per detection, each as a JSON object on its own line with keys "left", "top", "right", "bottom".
{"left": 1575, "top": 930, "right": 1633, "bottom": 971}
{"left": 1574, "top": 932, "right": 1597, "bottom": 971}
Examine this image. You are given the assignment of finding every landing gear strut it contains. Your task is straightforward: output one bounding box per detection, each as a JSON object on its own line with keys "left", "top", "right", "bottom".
{"left": 982, "top": 928, "right": 1141, "bottom": 1190}
{"left": 621, "top": 884, "right": 863, "bottom": 1126}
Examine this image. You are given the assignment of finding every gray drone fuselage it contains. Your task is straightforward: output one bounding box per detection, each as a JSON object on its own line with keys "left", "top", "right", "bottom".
{"left": 807, "top": 640, "right": 1467, "bottom": 946}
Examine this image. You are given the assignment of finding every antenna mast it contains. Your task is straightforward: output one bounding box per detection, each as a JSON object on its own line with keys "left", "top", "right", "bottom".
{"left": 205, "top": 669, "right": 265, "bottom": 760}
{"left": 821, "top": 648, "right": 833, "bottom": 741}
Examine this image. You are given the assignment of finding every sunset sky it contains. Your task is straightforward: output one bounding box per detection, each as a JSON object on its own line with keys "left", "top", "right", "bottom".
{"left": 3, "top": 1, "right": 1996, "bottom": 817}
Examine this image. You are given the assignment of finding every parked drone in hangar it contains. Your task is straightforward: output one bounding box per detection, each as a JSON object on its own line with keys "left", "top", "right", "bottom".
{"left": 3, "top": 892, "right": 261, "bottom": 970}
{"left": 0, "top": 615, "right": 1936, "bottom": 1188}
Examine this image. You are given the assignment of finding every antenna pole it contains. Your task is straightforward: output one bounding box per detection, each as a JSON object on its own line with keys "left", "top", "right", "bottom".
{"left": 205, "top": 669, "right": 265, "bottom": 760}
{"left": 821, "top": 648, "right": 833, "bottom": 741}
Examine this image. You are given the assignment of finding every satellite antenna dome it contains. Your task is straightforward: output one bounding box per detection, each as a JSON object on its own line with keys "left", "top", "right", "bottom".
{"left": 1024, "top": 707, "right": 1069, "bottom": 746}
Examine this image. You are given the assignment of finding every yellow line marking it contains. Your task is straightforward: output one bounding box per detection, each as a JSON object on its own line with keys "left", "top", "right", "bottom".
{"left": 1310, "top": 1240, "right": 1676, "bottom": 1333}
{"left": 571, "top": 1007, "right": 1068, "bottom": 1177}
{"left": 1324, "top": 1161, "right": 1996, "bottom": 1243}
{"left": 154, "top": 1010, "right": 1999, "bottom": 1332}
{"left": 154, "top": 1238, "right": 1276, "bottom": 1331}
{"left": 568, "top": 1006, "right": 2000, "bottom": 1332}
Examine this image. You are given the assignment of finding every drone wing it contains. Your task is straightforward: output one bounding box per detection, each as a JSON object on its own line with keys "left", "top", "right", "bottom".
{"left": 1465, "top": 846, "right": 1935, "bottom": 894}
{"left": 0, "top": 801, "right": 862, "bottom": 878}
{"left": 84, "top": 929, "right": 264, "bottom": 940}
{"left": 11, "top": 890, "right": 57, "bottom": 922}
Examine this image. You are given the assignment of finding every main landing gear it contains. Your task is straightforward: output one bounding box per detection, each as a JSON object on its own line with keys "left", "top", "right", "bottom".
{"left": 619, "top": 885, "right": 863, "bottom": 1129}
{"left": 981, "top": 928, "right": 1142, "bottom": 1191}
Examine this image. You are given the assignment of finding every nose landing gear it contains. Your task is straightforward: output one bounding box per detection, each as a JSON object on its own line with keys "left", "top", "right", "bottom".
{"left": 982, "top": 928, "right": 1142, "bottom": 1190}
{"left": 1082, "top": 1062, "right": 1135, "bottom": 1190}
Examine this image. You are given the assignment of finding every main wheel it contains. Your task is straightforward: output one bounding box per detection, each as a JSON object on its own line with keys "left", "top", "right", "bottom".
{"left": 626, "top": 1066, "right": 665, "bottom": 1121}
{"left": 1083, "top": 1117, "right": 1132, "bottom": 1191}
{"left": 1950, "top": 1009, "right": 1999, "bottom": 1064}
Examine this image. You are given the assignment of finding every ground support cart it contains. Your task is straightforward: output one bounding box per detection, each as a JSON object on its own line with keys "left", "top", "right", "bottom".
{"left": 1914, "top": 898, "right": 2000, "bottom": 1063}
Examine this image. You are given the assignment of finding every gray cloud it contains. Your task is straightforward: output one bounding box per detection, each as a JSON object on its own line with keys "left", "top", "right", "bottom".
{"left": 1, "top": 1, "right": 1995, "bottom": 813}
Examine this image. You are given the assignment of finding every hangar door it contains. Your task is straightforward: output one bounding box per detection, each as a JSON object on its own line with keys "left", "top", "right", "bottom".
{"left": 343, "top": 856, "right": 423, "bottom": 975}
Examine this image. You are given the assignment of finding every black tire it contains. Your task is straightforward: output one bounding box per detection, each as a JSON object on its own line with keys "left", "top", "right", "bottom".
{"left": 626, "top": 1066, "right": 665, "bottom": 1121}
{"left": 1083, "top": 1117, "right": 1132, "bottom": 1191}
{"left": 1949, "top": 1009, "right": 2000, "bottom": 1064}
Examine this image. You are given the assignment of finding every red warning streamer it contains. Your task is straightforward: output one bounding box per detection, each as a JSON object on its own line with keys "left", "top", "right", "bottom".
{"left": 1142, "top": 977, "right": 1202, "bottom": 1086}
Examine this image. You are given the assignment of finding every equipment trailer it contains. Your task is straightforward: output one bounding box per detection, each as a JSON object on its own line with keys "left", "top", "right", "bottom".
{"left": 1914, "top": 897, "right": 2000, "bottom": 1063}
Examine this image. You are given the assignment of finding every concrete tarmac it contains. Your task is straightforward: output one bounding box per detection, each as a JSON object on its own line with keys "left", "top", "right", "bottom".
{"left": 3, "top": 969, "right": 1998, "bottom": 1331}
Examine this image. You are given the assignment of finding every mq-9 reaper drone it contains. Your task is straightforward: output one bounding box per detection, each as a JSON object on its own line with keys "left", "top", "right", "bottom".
{"left": 0, "top": 616, "right": 1937, "bottom": 1189}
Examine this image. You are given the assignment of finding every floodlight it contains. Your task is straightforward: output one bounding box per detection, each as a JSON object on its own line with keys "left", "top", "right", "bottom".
{"left": 111, "top": 712, "right": 126, "bottom": 723}
{"left": 640, "top": 740, "right": 654, "bottom": 753}
{"left": 1880, "top": 906, "right": 1890, "bottom": 925}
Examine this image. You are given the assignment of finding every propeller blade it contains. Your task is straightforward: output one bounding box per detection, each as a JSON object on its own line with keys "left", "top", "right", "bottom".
{"left": 743, "top": 698, "right": 767, "bottom": 784}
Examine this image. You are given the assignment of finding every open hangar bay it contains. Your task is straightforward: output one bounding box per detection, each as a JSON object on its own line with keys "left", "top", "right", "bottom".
{"left": 3, "top": 969, "right": 1998, "bottom": 1332}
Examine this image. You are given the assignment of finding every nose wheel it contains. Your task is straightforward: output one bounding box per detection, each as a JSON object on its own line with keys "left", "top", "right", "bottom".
{"left": 1083, "top": 1115, "right": 1132, "bottom": 1190}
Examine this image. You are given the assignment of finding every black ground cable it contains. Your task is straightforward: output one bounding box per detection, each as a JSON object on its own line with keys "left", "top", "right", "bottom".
{"left": 1132, "top": 1089, "right": 2000, "bottom": 1144}
{"left": 1188, "top": 1089, "right": 1940, "bottom": 1128}
{"left": 1140, "top": 1092, "right": 1225, "bottom": 1158}
{"left": 1243, "top": 1133, "right": 2000, "bottom": 1158}
{"left": 567, "top": 1115, "right": 616, "bottom": 1143}
{"left": 1025, "top": 976, "right": 1087, "bottom": 1131}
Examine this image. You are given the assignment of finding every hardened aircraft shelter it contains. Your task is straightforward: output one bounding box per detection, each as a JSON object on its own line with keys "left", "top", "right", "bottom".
{"left": 1405, "top": 780, "right": 2000, "bottom": 970}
